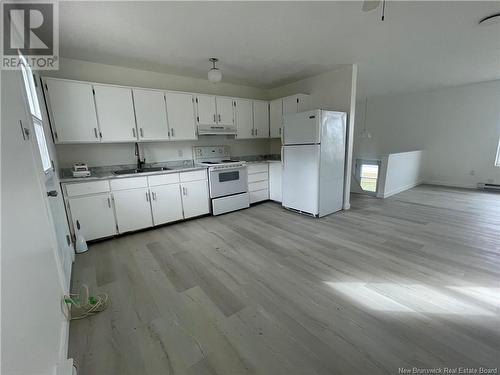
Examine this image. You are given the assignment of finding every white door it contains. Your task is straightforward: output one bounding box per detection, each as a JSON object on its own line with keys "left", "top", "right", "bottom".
{"left": 2, "top": 69, "right": 69, "bottom": 374}
{"left": 234, "top": 99, "right": 253, "bottom": 139}
{"left": 269, "top": 162, "right": 282, "bottom": 202}
{"left": 196, "top": 95, "right": 217, "bottom": 125}
{"left": 216, "top": 97, "right": 234, "bottom": 126}
{"left": 282, "top": 145, "right": 320, "bottom": 215}
{"left": 283, "top": 95, "right": 299, "bottom": 115}
{"left": 253, "top": 100, "right": 269, "bottom": 138}
{"left": 283, "top": 110, "right": 321, "bottom": 145}
{"left": 34, "top": 74, "right": 74, "bottom": 288}
{"left": 44, "top": 78, "right": 100, "bottom": 143}
{"left": 69, "top": 194, "right": 117, "bottom": 241}
{"left": 165, "top": 92, "right": 197, "bottom": 140}
{"left": 133, "top": 89, "right": 169, "bottom": 141}
{"left": 150, "top": 184, "right": 184, "bottom": 225}
{"left": 94, "top": 85, "right": 137, "bottom": 142}
{"left": 269, "top": 98, "right": 282, "bottom": 138}
{"left": 113, "top": 188, "right": 153, "bottom": 233}
{"left": 181, "top": 180, "right": 210, "bottom": 218}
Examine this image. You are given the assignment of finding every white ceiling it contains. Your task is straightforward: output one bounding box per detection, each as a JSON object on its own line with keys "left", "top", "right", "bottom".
{"left": 59, "top": 1, "right": 500, "bottom": 97}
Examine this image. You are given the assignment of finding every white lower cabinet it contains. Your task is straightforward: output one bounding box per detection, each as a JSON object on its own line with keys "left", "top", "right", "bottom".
{"left": 269, "top": 162, "right": 283, "bottom": 202}
{"left": 113, "top": 188, "right": 153, "bottom": 233}
{"left": 69, "top": 193, "right": 117, "bottom": 241}
{"left": 64, "top": 170, "right": 210, "bottom": 241}
{"left": 247, "top": 163, "right": 269, "bottom": 204}
{"left": 180, "top": 180, "right": 210, "bottom": 218}
{"left": 150, "top": 184, "right": 184, "bottom": 225}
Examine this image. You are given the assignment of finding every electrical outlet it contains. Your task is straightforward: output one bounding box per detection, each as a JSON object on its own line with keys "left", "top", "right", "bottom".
{"left": 178, "top": 149, "right": 183, "bottom": 157}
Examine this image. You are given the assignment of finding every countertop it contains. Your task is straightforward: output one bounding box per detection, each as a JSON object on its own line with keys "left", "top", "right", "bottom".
{"left": 60, "top": 165, "right": 208, "bottom": 183}
{"left": 60, "top": 158, "right": 281, "bottom": 183}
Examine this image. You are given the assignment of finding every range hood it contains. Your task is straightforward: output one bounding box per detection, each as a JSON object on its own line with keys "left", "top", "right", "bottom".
{"left": 197, "top": 124, "right": 237, "bottom": 136}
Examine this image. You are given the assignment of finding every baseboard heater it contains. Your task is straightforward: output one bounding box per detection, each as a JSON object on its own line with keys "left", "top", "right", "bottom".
{"left": 478, "top": 183, "right": 500, "bottom": 191}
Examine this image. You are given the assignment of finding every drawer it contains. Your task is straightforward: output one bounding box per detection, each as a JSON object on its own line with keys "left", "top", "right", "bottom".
{"left": 248, "top": 172, "right": 268, "bottom": 183}
{"left": 110, "top": 177, "right": 148, "bottom": 191}
{"left": 248, "top": 180, "right": 268, "bottom": 192}
{"left": 65, "top": 180, "right": 110, "bottom": 197}
{"left": 247, "top": 163, "right": 268, "bottom": 174}
{"left": 148, "top": 173, "right": 180, "bottom": 187}
{"left": 250, "top": 189, "right": 269, "bottom": 204}
{"left": 180, "top": 169, "right": 207, "bottom": 182}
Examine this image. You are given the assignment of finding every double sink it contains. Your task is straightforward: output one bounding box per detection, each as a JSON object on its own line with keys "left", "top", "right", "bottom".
{"left": 113, "top": 166, "right": 171, "bottom": 175}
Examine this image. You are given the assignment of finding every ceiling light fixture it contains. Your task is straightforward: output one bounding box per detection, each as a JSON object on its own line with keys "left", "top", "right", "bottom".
{"left": 208, "top": 58, "right": 222, "bottom": 83}
{"left": 479, "top": 13, "right": 500, "bottom": 25}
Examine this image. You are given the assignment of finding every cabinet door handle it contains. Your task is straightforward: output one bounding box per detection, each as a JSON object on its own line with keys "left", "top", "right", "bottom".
{"left": 140, "top": 128, "right": 144, "bottom": 137}
{"left": 278, "top": 127, "right": 281, "bottom": 136}
{"left": 76, "top": 220, "right": 81, "bottom": 230}
{"left": 94, "top": 128, "right": 99, "bottom": 139}
{"left": 107, "top": 197, "right": 111, "bottom": 208}
{"left": 213, "top": 114, "right": 216, "bottom": 123}
{"left": 47, "top": 190, "right": 58, "bottom": 197}
{"left": 146, "top": 191, "right": 150, "bottom": 202}
{"left": 255, "top": 128, "right": 258, "bottom": 136}
{"left": 171, "top": 128, "right": 174, "bottom": 137}
{"left": 152, "top": 192, "right": 157, "bottom": 201}
{"left": 132, "top": 128, "right": 136, "bottom": 138}
{"left": 218, "top": 114, "right": 221, "bottom": 122}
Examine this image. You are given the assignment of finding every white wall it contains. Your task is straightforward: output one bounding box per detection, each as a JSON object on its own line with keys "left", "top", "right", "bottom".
{"left": 378, "top": 151, "right": 424, "bottom": 198}
{"left": 56, "top": 138, "right": 271, "bottom": 168}
{"left": 354, "top": 80, "right": 500, "bottom": 188}
{"left": 45, "top": 58, "right": 268, "bottom": 99}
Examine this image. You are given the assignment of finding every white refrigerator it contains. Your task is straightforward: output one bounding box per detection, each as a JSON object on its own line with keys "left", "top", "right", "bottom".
{"left": 282, "top": 109, "right": 346, "bottom": 217}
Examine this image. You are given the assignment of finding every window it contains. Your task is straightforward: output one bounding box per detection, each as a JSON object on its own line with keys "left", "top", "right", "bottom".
{"left": 495, "top": 138, "right": 500, "bottom": 167}
{"left": 19, "top": 54, "right": 52, "bottom": 173}
{"left": 355, "top": 159, "right": 380, "bottom": 195}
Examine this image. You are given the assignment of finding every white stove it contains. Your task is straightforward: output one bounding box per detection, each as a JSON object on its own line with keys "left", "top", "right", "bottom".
{"left": 194, "top": 146, "right": 249, "bottom": 215}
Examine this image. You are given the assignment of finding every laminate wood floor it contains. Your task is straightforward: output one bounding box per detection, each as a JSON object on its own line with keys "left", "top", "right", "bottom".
{"left": 69, "top": 185, "right": 500, "bottom": 375}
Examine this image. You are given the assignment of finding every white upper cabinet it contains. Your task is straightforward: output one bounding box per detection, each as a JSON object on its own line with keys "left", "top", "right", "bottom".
{"left": 269, "top": 99, "right": 283, "bottom": 139}
{"left": 216, "top": 97, "right": 234, "bottom": 126}
{"left": 234, "top": 99, "right": 254, "bottom": 139}
{"left": 283, "top": 94, "right": 310, "bottom": 115}
{"left": 93, "top": 85, "right": 137, "bottom": 142}
{"left": 253, "top": 100, "right": 269, "bottom": 138}
{"left": 282, "top": 95, "right": 299, "bottom": 115}
{"left": 196, "top": 95, "right": 217, "bottom": 125}
{"left": 165, "top": 92, "right": 197, "bottom": 140}
{"left": 44, "top": 79, "right": 100, "bottom": 143}
{"left": 133, "top": 89, "right": 169, "bottom": 141}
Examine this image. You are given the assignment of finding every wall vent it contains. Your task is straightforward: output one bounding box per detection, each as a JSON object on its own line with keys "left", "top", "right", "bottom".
{"left": 478, "top": 183, "right": 500, "bottom": 191}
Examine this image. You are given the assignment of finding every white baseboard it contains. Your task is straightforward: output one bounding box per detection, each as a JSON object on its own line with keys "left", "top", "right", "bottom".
{"left": 382, "top": 180, "right": 422, "bottom": 198}
{"left": 422, "top": 179, "right": 478, "bottom": 189}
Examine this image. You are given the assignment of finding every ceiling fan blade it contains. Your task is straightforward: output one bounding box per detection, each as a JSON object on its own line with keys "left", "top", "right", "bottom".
{"left": 362, "top": 0, "right": 380, "bottom": 12}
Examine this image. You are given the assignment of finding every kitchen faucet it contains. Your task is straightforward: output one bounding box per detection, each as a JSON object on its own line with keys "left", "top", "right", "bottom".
{"left": 134, "top": 142, "right": 145, "bottom": 170}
